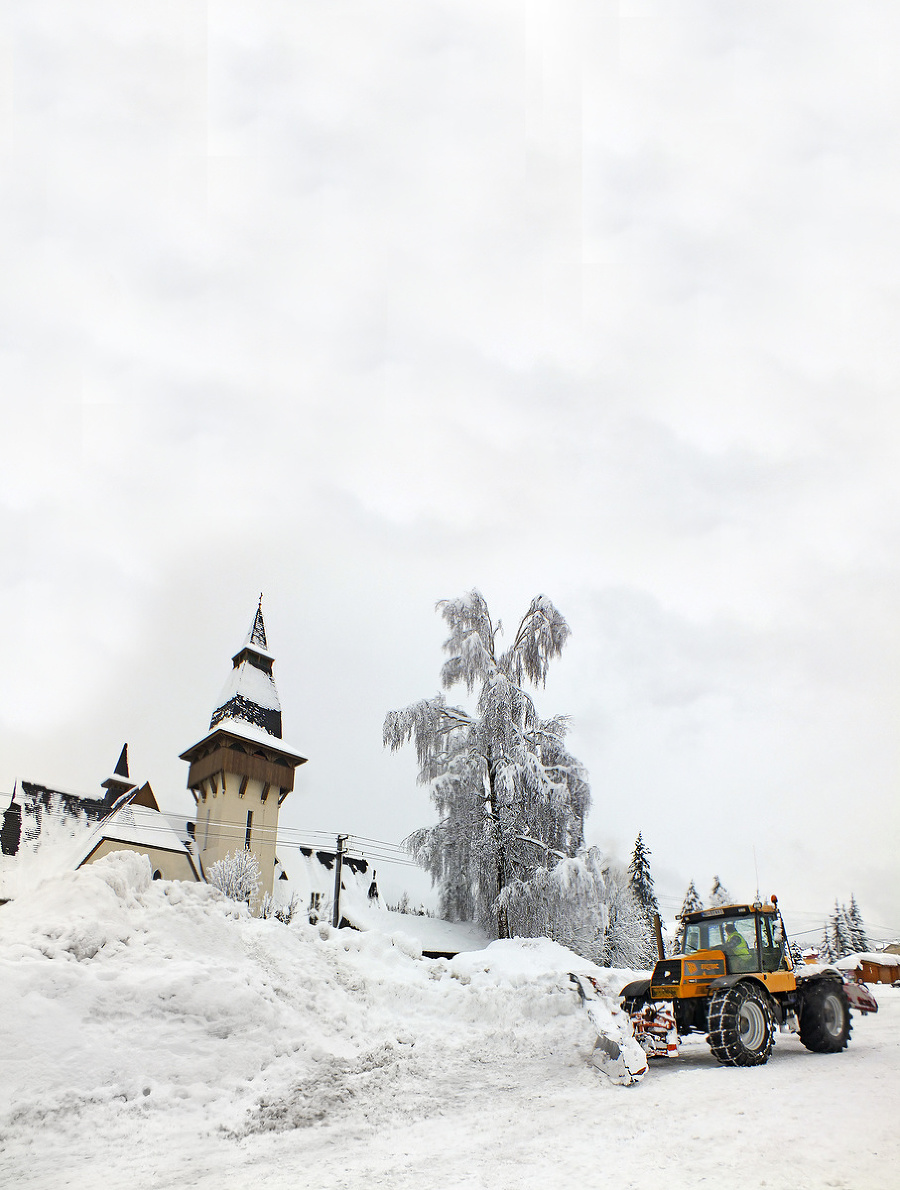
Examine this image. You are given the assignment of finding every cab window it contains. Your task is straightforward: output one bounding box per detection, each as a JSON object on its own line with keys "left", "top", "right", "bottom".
{"left": 758, "top": 912, "right": 787, "bottom": 971}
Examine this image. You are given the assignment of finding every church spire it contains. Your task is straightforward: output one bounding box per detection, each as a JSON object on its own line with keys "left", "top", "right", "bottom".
{"left": 209, "top": 600, "right": 282, "bottom": 739}
{"left": 247, "top": 593, "right": 267, "bottom": 651}
{"left": 101, "top": 743, "right": 136, "bottom": 805}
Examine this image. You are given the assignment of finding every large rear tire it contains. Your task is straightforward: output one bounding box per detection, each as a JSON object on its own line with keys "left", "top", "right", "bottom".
{"left": 799, "top": 981, "right": 851, "bottom": 1053}
{"left": 707, "top": 982, "right": 776, "bottom": 1067}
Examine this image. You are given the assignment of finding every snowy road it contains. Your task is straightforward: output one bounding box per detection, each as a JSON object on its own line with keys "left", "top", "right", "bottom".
{"left": 1, "top": 855, "right": 897, "bottom": 1190}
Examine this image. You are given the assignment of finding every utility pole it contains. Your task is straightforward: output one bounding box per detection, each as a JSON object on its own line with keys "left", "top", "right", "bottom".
{"left": 332, "top": 834, "right": 348, "bottom": 928}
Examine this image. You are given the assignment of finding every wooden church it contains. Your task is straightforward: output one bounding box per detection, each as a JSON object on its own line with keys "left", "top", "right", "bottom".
{"left": 179, "top": 600, "right": 307, "bottom": 900}
{"left": 1, "top": 602, "right": 307, "bottom": 906}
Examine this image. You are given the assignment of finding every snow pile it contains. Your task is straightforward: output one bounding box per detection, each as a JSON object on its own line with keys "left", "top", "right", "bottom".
{"left": 0, "top": 854, "right": 605, "bottom": 1168}
{"left": 0, "top": 812, "right": 97, "bottom": 902}
{"left": 2, "top": 855, "right": 899, "bottom": 1189}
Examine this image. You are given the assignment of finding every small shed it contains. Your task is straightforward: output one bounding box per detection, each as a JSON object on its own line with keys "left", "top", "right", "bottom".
{"left": 835, "top": 952, "right": 900, "bottom": 985}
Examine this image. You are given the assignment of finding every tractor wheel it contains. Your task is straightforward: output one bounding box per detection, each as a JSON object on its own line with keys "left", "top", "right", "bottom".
{"left": 707, "top": 982, "right": 776, "bottom": 1067}
{"left": 798, "top": 981, "right": 851, "bottom": 1053}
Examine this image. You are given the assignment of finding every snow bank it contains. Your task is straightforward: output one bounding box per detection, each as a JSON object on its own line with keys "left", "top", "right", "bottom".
{"left": 0, "top": 856, "right": 602, "bottom": 1167}
{"left": 2, "top": 858, "right": 899, "bottom": 1190}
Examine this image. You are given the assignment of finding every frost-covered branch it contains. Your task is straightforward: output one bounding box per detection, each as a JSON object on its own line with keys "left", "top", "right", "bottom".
{"left": 385, "top": 590, "right": 593, "bottom": 942}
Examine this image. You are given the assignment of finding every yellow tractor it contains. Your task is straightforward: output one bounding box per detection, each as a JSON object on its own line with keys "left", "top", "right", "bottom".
{"left": 619, "top": 897, "right": 864, "bottom": 1067}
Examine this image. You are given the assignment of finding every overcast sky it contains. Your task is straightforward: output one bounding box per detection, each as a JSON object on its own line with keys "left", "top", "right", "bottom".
{"left": 2, "top": 1, "right": 898, "bottom": 941}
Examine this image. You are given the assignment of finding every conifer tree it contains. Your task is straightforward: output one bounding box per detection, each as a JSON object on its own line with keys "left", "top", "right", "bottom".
{"left": 384, "top": 590, "right": 591, "bottom": 939}
{"left": 846, "top": 894, "right": 869, "bottom": 953}
{"left": 627, "top": 833, "right": 660, "bottom": 965}
{"left": 628, "top": 833, "right": 659, "bottom": 921}
{"left": 828, "top": 900, "right": 852, "bottom": 959}
{"left": 708, "top": 875, "right": 732, "bottom": 907}
{"left": 673, "top": 879, "right": 703, "bottom": 951}
{"left": 818, "top": 926, "right": 833, "bottom": 963}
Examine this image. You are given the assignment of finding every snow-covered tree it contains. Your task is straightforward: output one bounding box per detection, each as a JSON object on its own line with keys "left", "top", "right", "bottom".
{"left": 846, "top": 894, "right": 869, "bottom": 953}
{"left": 827, "top": 900, "right": 853, "bottom": 959}
{"left": 819, "top": 926, "right": 834, "bottom": 963}
{"left": 708, "top": 876, "right": 732, "bottom": 907}
{"left": 627, "top": 833, "right": 660, "bottom": 964}
{"left": 508, "top": 849, "right": 649, "bottom": 968}
{"left": 384, "top": 590, "right": 591, "bottom": 939}
{"left": 207, "top": 848, "right": 261, "bottom": 905}
{"left": 628, "top": 833, "right": 659, "bottom": 921}
{"left": 673, "top": 879, "right": 703, "bottom": 952}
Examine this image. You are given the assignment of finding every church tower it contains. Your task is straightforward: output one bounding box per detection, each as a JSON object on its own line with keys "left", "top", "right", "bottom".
{"left": 180, "top": 600, "right": 306, "bottom": 902}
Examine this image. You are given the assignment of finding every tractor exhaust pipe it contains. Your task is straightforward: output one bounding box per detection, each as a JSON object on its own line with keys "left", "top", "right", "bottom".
{"left": 653, "top": 912, "right": 666, "bottom": 960}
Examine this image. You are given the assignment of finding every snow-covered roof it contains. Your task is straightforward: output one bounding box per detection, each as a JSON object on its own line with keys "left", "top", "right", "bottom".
{"left": 272, "top": 841, "right": 489, "bottom": 956}
{"left": 274, "top": 843, "right": 377, "bottom": 909}
{"left": 215, "top": 658, "right": 281, "bottom": 714}
{"left": 340, "top": 901, "right": 490, "bottom": 957}
{"left": 835, "top": 952, "right": 900, "bottom": 970}
{"left": 3, "top": 779, "right": 115, "bottom": 857}
{"left": 203, "top": 717, "right": 306, "bottom": 762}
{"left": 72, "top": 803, "right": 195, "bottom": 865}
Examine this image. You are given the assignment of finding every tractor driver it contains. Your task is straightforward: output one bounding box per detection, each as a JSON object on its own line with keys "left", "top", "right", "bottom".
{"left": 722, "top": 922, "right": 751, "bottom": 962}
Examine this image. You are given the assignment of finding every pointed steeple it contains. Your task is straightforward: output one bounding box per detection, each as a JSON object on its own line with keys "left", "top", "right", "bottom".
{"left": 247, "top": 594, "right": 268, "bottom": 651}
{"left": 209, "top": 598, "right": 283, "bottom": 739}
{"left": 101, "top": 743, "right": 136, "bottom": 805}
{"left": 114, "top": 744, "right": 130, "bottom": 778}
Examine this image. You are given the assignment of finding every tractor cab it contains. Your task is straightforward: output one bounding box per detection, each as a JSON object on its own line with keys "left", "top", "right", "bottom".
{"left": 681, "top": 904, "right": 791, "bottom": 976}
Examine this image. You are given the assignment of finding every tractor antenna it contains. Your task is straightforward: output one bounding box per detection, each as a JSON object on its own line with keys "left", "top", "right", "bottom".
{"left": 753, "top": 846, "right": 761, "bottom": 906}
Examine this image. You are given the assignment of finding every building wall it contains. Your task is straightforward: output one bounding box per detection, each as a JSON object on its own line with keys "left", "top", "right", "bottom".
{"left": 81, "top": 839, "right": 198, "bottom": 883}
{"left": 195, "top": 770, "right": 284, "bottom": 901}
{"left": 859, "top": 959, "right": 897, "bottom": 985}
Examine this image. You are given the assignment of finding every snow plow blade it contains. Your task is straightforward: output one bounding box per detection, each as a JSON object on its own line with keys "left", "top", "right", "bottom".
{"left": 570, "top": 974, "right": 648, "bottom": 1086}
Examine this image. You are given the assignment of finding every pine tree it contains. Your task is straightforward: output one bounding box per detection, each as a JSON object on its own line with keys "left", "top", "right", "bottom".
{"left": 828, "top": 900, "right": 852, "bottom": 959}
{"left": 628, "top": 833, "right": 660, "bottom": 920}
{"left": 708, "top": 875, "right": 732, "bottom": 907}
{"left": 384, "top": 590, "right": 591, "bottom": 939}
{"left": 846, "top": 894, "right": 869, "bottom": 953}
{"left": 673, "top": 879, "right": 703, "bottom": 952}
{"left": 627, "top": 833, "right": 660, "bottom": 965}
{"left": 818, "top": 926, "right": 833, "bottom": 963}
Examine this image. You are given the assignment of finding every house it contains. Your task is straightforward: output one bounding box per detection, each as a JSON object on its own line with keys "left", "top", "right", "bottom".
{"left": 834, "top": 952, "right": 900, "bottom": 985}
{"left": 274, "top": 844, "right": 381, "bottom": 925}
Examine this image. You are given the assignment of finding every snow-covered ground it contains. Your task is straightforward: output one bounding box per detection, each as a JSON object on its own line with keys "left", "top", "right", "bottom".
{"left": 1, "top": 853, "right": 897, "bottom": 1190}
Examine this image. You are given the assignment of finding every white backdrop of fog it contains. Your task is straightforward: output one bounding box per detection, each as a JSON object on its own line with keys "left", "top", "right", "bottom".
{"left": 2, "top": 1, "right": 898, "bottom": 940}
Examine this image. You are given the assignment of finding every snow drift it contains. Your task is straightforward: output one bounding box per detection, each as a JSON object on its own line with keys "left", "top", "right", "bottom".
{"left": 1, "top": 853, "right": 898, "bottom": 1190}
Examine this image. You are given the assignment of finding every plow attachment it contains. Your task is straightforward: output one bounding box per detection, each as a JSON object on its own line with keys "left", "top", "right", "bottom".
{"left": 570, "top": 974, "right": 649, "bottom": 1086}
